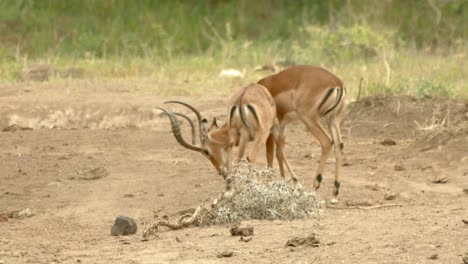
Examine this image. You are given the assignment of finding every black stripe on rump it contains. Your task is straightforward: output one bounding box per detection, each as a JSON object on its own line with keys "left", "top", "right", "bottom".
{"left": 318, "top": 88, "right": 336, "bottom": 112}
{"left": 323, "top": 87, "right": 343, "bottom": 117}
{"left": 246, "top": 104, "right": 260, "bottom": 126}
{"left": 229, "top": 105, "right": 237, "bottom": 127}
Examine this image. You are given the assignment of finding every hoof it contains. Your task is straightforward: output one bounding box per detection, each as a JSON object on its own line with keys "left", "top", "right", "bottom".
{"left": 330, "top": 198, "right": 338, "bottom": 204}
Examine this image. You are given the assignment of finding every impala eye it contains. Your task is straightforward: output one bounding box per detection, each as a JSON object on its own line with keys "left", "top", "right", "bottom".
{"left": 203, "top": 149, "right": 210, "bottom": 156}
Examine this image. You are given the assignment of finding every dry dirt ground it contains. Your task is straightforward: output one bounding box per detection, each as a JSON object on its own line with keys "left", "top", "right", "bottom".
{"left": 0, "top": 82, "right": 467, "bottom": 264}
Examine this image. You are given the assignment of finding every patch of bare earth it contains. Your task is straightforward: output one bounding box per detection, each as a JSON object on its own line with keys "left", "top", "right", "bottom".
{"left": 0, "top": 85, "right": 467, "bottom": 263}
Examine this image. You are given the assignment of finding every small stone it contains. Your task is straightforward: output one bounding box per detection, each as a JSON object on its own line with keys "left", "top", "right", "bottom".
{"left": 111, "top": 216, "right": 138, "bottom": 236}
{"left": 462, "top": 219, "right": 468, "bottom": 225}
{"left": 285, "top": 233, "right": 320, "bottom": 247}
{"left": 462, "top": 255, "right": 468, "bottom": 264}
{"left": 394, "top": 165, "right": 405, "bottom": 171}
{"left": 217, "top": 250, "right": 234, "bottom": 258}
{"left": 432, "top": 176, "right": 448, "bottom": 184}
{"left": 365, "top": 184, "right": 381, "bottom": 191}
{"left": 230, "top": 225, "right": 254, "bottom": 236}
{"left": 380, "top": 139, "right": 397, "bottom": 146}
{"left": 384, "top": 192, "right": 397, "bottom": 201}
{"left": 240, "top": 236, "right": 252, "bottom": 242}
{"left": 428, "top": 253, "right": 438, "bottom": 260}
{"left": 78, "top": 167, "right": 109, "bottom": 180}
{"left": 13, "top": 208, "right": 34, "bottom": 219}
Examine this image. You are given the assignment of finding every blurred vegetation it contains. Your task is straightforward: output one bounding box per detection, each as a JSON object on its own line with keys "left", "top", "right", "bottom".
{"left": 0, "top": 0, "right": 467, "bottom": 98}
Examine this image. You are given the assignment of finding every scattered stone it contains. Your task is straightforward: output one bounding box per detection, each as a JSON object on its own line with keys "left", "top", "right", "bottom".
{"left": 384, "top": 192, "right": 398, "bottom": 201}
{"left": 20, "top": 64, "right": 53, "bottom": 81}
{"left": 123, "top": 194, "right": 135, "bottom": 198}
{"left": 394, "top": 165, "right": 405, "bottom": 171}
{"left": 380, "top": 139, "right": 397, "bottom": 146}
{"left": 111, "top": 216, "right": 138, "bottom": 236}
{"left": 217, "top": 250, "right": 234, "bottom": 258}
{"left": 230, "top": 225, "right": 254, "bottom": 236}
{"left": 365, "top": 184, "right": 381, "bottom": 191}
{"left": 428, "top": 253, "right": 439, "bottom": 260}
{"left": 285, "top": 233, "right": 320, "bottom": 247}
{"left": 240, "top": 236, "right": 252, "bottom": 242}
{"left": 77, "top": 167, "right": 109, "bottom": 180}
{"left": 432, "top": 176, "right": 448, "bottom": 184}
{"left": 17, "top": 208, "right": 33, "bottom": 219}
{"left": 462, "top": 219, "right": 468, "bottom": 225}
{"left": 3, "top": 124, "right": 32, "bottom": 132}
{"left": 11, "top": 208, "right": 34, "bottom": 219}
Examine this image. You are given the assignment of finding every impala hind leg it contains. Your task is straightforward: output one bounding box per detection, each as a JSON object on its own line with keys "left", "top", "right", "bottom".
{"left": 247, "top": 127, "right": 270, "bottom": 163}
{"left": 300, "top": 116, "right": 333, "bottom": 191}
{"left": 328, "top": 116, "right": 343, "bottom": 204}
{"left": 274, "top": 130, "right": 286, "bottom": 178}
{"left": 236, "top": 130, "right": 249, "bottom": 162}
{"left": 266, "top": 134, "right": 275, "bottom": 169}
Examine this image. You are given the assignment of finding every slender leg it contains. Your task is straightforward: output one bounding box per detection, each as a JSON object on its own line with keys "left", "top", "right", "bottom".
{"left": 266, "top": 134, "right": 275, "bottom": 168}
{"left": 275, "top": 129, "right": 286, "bottom": 178}
{"left": 300, "top": 116, "right": 333, "bottom": 191}
{"left": 247, "top": 126, "right": 270, "bottom": 163}
{"left": 328, "top": 115, "right": 342, "bottom": 204}
{"left": 236, "top": 130, "right": 249, "bottom": 162}
{"left": 275, "top": 133, "right": 298, "bottom": 183}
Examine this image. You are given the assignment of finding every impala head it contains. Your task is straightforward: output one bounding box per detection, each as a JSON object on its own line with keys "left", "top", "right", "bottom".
{"left": 158, "top": 101, "right": 229, "bottom": 177}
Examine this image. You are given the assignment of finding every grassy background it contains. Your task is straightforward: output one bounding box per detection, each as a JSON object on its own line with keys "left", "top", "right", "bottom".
{"left": 0, "top": 0, "right": 467, "bottom": 99}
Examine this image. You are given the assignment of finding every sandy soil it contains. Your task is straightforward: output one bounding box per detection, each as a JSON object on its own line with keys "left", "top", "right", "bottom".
{"left": 0, "top": 84, "right": 467, "bottom": 264}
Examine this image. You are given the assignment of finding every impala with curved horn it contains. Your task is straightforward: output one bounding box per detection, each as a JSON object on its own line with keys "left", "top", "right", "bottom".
{"left": 257, "top": 65, "right": 347, "bottom": 203}
{"left": 158, "top": 83, "right": 297, "bottom": 181}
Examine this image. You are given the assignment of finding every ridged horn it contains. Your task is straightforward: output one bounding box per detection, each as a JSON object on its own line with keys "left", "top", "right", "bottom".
{"left": 164, "top": 101, "right": 204, "bottom": 143}
{"left": 172, "top": 112, "right": 197, "bottom": 145}
{"left": 157, "top": 108, "right": 201, "bottom": 152}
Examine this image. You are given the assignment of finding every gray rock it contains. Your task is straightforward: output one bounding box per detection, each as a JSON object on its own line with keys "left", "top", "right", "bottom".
{"left": 111, "top": 216, "right": 137, "bottom": 236}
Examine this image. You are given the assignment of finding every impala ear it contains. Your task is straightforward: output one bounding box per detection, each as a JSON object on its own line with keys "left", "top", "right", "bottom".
{"left": 211, "top": 117, "right": 219, "bottom": 129}
{"left": 201, "top": 118, "right": 210, "bottom": 139}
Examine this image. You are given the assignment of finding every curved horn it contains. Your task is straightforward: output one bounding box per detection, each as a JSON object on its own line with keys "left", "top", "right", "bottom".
{"left": 156, "top": 108, "right": 202, "bottom": 152}
{"left": 164, "top": 101, "right": 203, "bottom": 142}
{"left": 172, "top": 112, "right": 197, "bottom": 145}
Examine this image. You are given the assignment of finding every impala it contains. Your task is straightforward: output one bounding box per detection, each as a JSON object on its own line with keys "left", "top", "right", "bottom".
{"left": 257, "top": 65, "right": 346, "bottom": 203}
{"left": 158, "top": 83, "right": 297, "bottom": 201}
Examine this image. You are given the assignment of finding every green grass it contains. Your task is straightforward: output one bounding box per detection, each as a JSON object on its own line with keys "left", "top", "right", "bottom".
{"left": 1, "top": 44, "right": 466, "bottom": 100}
{"left": 0, "top": 1, "right": 466, "bottom": 100}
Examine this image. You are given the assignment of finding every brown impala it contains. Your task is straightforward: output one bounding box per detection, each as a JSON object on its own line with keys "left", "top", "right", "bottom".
{"left": 258, "top": 65, "right": 346, "bottom": 203}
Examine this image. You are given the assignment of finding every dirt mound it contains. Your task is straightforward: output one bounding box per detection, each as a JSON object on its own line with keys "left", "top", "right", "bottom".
{"left": 202, "top": 163, "right": 321, "bottom": 225}
{"left": 346, "top": 95, "right": 467, "bottom": 140}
